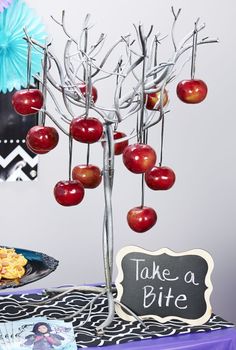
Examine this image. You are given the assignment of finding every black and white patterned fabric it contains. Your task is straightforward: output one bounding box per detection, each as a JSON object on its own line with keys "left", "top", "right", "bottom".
{"left": 0, "top": 90, "right": 38, "bottom": 182}
{"left": 0, "top": 288, "right": 234, "bottom": 348}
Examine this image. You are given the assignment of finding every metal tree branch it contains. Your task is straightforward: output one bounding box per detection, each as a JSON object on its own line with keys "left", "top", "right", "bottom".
{"left": 24, "top": 12, "right": 218, "bottom": 334}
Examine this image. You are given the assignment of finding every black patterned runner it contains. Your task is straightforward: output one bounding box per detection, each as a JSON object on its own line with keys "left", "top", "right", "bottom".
{"left": 0, "top": 289, "right": 234, "bottom": 348}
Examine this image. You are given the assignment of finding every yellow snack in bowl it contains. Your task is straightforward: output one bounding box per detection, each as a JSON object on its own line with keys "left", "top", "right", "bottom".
{"left": 1, "top": 265, "right": 25, "bottom": 279}
{"left": 0, "top": 247, "right": 27, "bottom": 280}
{"left": 14, "top": 254, "right": 28, "bottom": 267}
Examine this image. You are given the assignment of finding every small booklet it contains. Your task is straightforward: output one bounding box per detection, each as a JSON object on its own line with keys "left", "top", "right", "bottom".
{"left": 0, "top": 317, "right": 77, "bottom": 350}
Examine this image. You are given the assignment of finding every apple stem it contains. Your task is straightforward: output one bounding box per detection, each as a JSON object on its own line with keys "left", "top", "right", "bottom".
{"left": 141, "top": 174, "right": 145, "bottom": 208}
{"left": 191, "top": 20, "right": 199, "bottom": 80}
{"left": 26, "top": 41, "right": 32, "bottom": 90}
{"left": 153, "top": 36, "right": 159, "bottom": 80}
{"left": 41, "top": 48, "right": 49, "bottom": 126}
{"left": 83, "top": 28, "right": 88, "bottom": 82}
{"left": 84, "top": 28, "right": 94, "bottom": 118}
{"left": 140, "top": 126, "right": 148, "bottom": 207}
{"left": 86, "top": 144, "right": 90, "bottom": 165}
{"left": 136, "top": 112, "right": 140, "bottom": 143}
{"left": 68, "top": 136, "right": 73, "bottom": 181}
{"left": 85, "top": 60, "right": 93, "bottom": 118}
{"left": 159, "top": 115, "right": 165, "bottom": 167}
{"left": 116, "top": 59, "right": 123, "bottom": 99}
{"left": 144, "top": 128, "right": 148, "bottom": 144}
{"left": 138, "top": 24, "right": 147, "bottom": 144}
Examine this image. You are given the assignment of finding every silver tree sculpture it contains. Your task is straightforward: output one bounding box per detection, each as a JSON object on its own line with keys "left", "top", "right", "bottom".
{"left": 12, "top": 8, "right": 217, "bottom": 334}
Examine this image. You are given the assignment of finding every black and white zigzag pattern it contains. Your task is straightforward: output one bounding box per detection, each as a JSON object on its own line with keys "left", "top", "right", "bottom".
{"left": 0, "top": 89, "right": 39, "bottom": 182}
{"left": 0, "top": 143, "right": 38, "bottom": 182}
{"left": 0, "top": 289, "right": 234, "bottom": 348}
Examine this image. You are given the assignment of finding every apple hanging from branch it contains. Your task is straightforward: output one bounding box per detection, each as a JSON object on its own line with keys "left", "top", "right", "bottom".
{"left": 26, "top": 126, "right": 59, "bottom": 154}
{"left": 54, "top": 180, "right": 85, "bottom": 206}
{"left": 113, "top": 131, "right": 129, "bottom": 156}
{"left": 176, "top": 79, "right": 208, "bottom": 104}
{"left": 145, "top": 88, "right": 169, "bottom": 110}
{"left": 78, "top": 83, "right": 98, "bottom": 104}
{"left": 145, "top": 166, "right": 176, "bottom": 190}
{"left": 70, "top": 117, "right": 103, "bottom": 143}
{"left": 12, "top": 89, "right": 44, "bottom": 116}
{"left": 72, "top": 164, "right": 102, "bottom": 189}
{"left": 127, "top": 206, "right": 157, "bottom": 233}
{"left": 102, "top": 131, "right": 129, "bottom": 156}
{"left": 123, "top": 144, "right": 157, "bottom": 174}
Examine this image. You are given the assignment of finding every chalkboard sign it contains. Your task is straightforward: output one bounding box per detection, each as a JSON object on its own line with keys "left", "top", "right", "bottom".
{"left": 115, "top": 246, "right": 214, "bottom": 326}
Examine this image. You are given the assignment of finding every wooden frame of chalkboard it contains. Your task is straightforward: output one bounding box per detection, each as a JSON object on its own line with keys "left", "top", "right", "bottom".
{"left": 115, "top": 246, "right": 214, "bottom": 326}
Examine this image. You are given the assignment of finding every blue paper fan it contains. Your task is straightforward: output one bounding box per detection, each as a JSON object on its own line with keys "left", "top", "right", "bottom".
{"left": 0, "top": 0, "right": 12, "bottom": 12}
{"left": 0, "top": 0, "right": 47, "bottom": 93}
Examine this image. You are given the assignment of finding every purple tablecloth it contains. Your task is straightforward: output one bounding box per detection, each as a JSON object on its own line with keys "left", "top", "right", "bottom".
{"left": 91, "top": 328, "right": 236, "bottom": 350}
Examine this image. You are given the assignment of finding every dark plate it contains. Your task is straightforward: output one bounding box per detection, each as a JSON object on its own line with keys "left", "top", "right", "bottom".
{"left": 0, "top": 247, "right": 59, "bottom": 289}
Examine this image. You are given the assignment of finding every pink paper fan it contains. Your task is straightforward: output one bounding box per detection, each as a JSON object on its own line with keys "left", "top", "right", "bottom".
{"left": 0, "top": 0, "right": 12, "bottom": 12}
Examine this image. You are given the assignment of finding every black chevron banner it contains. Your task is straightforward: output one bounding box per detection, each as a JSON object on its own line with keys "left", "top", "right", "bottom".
{"left": 0, "top": 90, "right": 38, "bottom": 182}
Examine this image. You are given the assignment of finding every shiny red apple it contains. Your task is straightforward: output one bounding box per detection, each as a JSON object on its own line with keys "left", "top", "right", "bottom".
{"left": 70, "top": 117, "right": 103, "bottom": 143}
{"left": 12, "top": 89, "right": 44, "bottom": 116}
{"left": 72, "top": 164, "right": 102, "bottom": 189}
{"left": 26, "top": 126, "right": 59, "bottom": 154}
{"left": 113, "top": 131, "right": 129, "bottom": 155}
{"left": 102, "top": 131, "right": 129, "bottom": 156}
{"left": 123, "top": 143, "right": 157, "bottom": 174}
{"left": 176, "top": 79, "right": 208, "bottom": 104}
{"left": 54, "top": 180, "right": 85, "bottom": 206}
{"left": 127, "top": 206, "right": 157, "bottom": 233}
{"left": 79, "top": 83, "right": 98, "bottom": 103}
{"left": 145, "top": 166, "right": 176, "bottom": 190}
{"left": 145, "top": 88, "right": 169, "bottom": 110}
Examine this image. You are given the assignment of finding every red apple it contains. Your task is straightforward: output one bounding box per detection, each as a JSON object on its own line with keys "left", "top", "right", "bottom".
{"left": 70, "top": 117, "right": 103, "bottom": 143}
{"left": 26, "top": 126, "right": 59, "bottom": 154}
{"left": 102, "top": 131, "right": 129, "bottom": 156}
{"left": 176, "top": 79, "right": 208, "bottom": 104}
{"left": 123, "top": 143, "right": 157, "bottom": 174}
{"left": 79, "top": 83, "right": 98, "bottom": 103}
{"left": 12, "top": 89, "right": 44, "bottom": 116}
{"left": 145, "top": 88, "right": 169, "bottom": 110}
{"left": 54, "top": 180, "right": 85, "bottom": 206}
{"left": 145, "top": 166, "right": 176, "bottom": 190}
{"left": 127, "top": 206, "right": 157, "bottom": 233}
{"left": 72, "top": 164, "right": 102, "bottom": 189}
{"left": 113, "top": 131, "right": 129, "bottom": 155}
